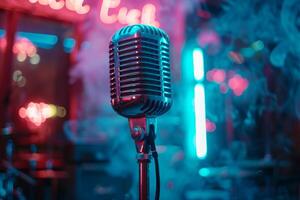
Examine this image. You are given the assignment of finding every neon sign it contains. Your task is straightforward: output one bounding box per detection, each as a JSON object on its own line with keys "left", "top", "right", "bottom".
{"left": 27, "top": 0, "right": 159, "bottom": 27}
{"left": 28, "top": 0, "right": 90, "bottom": 15}
{"left": 100, "top": 0, "right": 159, "bottom": 27}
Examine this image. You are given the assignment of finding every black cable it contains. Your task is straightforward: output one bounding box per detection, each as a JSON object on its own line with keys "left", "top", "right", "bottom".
{"left": 149, "top": 125, "right": 160, "bottom": 200}
{"left": 152, "top": 149, "right": 160, "bottom": 200}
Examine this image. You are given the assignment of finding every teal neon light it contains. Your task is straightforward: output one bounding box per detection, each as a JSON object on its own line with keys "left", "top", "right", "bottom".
{"left": 185, "top": 84, "right": 196, "bottom": 158}
{"left": 17, "top": 31, "right": 58, "bottom": 49}
{"left": 194, "top": 84, "right": 207, "bottom": 158}
{"left": 193, "top": 48, "right": 204, "bottom": 81}
{"left": 0, "top": 29, "right": 5, "bottom": 37}
{"left": 199, "top": 167, "right": 210, "bottom": 177}
{"left": 0, "top": 29, "right": 77, "bottom": 51}
{"left": 63, "top": 37, "right": 76, "bottom": 52}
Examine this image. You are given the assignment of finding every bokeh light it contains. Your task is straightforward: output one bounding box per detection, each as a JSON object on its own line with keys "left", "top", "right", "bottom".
{"left": 18, "top": 102, "right": 66, "bottom": 126}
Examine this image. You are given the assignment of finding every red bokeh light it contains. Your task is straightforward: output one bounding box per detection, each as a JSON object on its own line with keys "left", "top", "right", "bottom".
{"left": 220, "top": 83, "right": 228, "bottom": 94}
{"left": 198, "top": 29, "right": 220, "bottom": 54}
{"left": 0, "top": 38, "right": 7, "bottom": 50}
{"left": 18, "top": 102, "right": 54, "bottom": 126}
{"left": 207, "top": 69, "right": 226, "bottom": 83}
{"left": 228, "top": 75, "right": 249, "bottom": 96}
{"left": 229, "top": 51, "right": 244, "bottom": 64}
{"left": 13, "top": 37, "right": 37, "bottom": 59}
{"left": 206, "top": 119, "right": 216, "bottom": 132}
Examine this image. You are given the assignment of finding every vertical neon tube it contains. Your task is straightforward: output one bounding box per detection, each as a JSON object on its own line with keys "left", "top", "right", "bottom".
{"left": 194, "top": 84, "right": 207, "bottom": 158}
{"left": 193, "top": 48, "right": 207, "bottom": 159}
{"left": 193, "top": 48, "right": 204, "bottom": 81}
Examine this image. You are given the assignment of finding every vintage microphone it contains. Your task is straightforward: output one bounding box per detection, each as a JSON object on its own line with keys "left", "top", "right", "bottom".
{"left": 109, "top": 24, "right": 172, "bottom": 200}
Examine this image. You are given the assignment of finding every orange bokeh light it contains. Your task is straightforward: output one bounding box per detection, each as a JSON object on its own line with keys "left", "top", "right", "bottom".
{"left": 18, "top": 102, "right": 62, "bottom": 126}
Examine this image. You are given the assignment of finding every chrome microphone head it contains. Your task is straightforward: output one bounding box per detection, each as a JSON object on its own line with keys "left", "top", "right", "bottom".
{"left": 109, "top": 24, "right": 172, "bottom": 118}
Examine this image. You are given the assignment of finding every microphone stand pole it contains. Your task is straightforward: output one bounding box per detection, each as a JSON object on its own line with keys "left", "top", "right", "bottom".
{"left": 137, "top": 139, "right": 150, "bottom": 200}
{"left": 129, "top": 118, "right": 156, "bottom": 200}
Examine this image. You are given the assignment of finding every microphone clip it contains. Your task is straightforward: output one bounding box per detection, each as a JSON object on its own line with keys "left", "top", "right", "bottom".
{"left": 128, "top": 117, "right": 157, "bottom": 161}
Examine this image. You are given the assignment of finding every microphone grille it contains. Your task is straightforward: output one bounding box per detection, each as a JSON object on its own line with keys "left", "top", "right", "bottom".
{"left": 160, "top": 40, "right": 172, "bottom": 98}
{"left": 114, "top": 24, "right": 169, "bottom": 40}
{"left": 110, "top": 25, "right": 171, "bottom": 99}
{"left": 109, "top": 24, "right": 172, "bottom": 117}
{"left": 118, "top": 37, "right": 163, "bottom": 98}
{"left": 109, "top": 42, "right": 117, "bottom": 99}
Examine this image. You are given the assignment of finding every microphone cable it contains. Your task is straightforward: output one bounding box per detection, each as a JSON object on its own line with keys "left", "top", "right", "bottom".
{"left": 149, "top": 125, "right": 160, "bottom": 200}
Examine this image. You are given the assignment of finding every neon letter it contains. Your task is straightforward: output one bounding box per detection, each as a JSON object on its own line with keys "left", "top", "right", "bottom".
{"left": 38, "top": 0, "right": 49, "bottom": 5}
{"left": 100, "top": 0, "right": 120, "bottom": 24}
{"left": 117, "top": 7, "right": 128, "bottom": 24}
{"left": 65, "top": 0, "right": 90, "bottom": 14}
{"left": 49, "top": 0, "right": 65, "bottom": 10}
{"left": 126, "top": 9, "right": 141, "bottom": 25}
{"left": 141, "top": 4, "right": 159, "bottom": 27}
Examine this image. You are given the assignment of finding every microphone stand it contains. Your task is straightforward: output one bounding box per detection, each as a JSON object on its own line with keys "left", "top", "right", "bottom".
{"left": 129, "top": 118, "right": 157, "bottom": 200}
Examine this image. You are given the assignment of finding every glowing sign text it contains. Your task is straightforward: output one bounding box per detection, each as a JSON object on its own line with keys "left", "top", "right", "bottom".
{"left": 100, "top": 0, "right": 159, "bottom": 27}
{"left": 28, "top": 0, "right": 90, "bottom": 14}
{"left": 27, "top": 0, "right": 160, "bottom": 26}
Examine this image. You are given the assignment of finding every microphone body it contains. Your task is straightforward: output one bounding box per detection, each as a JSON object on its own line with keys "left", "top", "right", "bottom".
{"left": 109, "top": 24, "right": 172, "bottom": 200}
{"left": 109, "top": 24, "right": 172, "bottom": 118}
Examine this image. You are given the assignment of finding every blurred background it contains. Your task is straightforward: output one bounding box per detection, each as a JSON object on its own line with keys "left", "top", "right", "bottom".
{"left": 0, "top": 0, "right": 299, "bottom": 199}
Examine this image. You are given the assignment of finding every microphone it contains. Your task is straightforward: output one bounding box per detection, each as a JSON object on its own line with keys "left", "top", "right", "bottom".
{"left": 109, "top": 24, "right": 172, "bottom": 200}
{"left": 109, "top": 24, "right": 172, "bottom": 118}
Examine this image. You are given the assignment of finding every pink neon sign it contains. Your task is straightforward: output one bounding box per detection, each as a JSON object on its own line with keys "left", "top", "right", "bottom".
{"left": 26, "top": 0, "right": 159, "bottom": 27}
{"left": 100, "top": 0, "right": 159, "bottom": 27}
{"left": 28, "top": 0, "right": 90, "bottom": 14}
